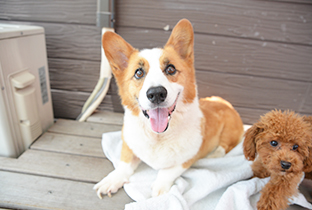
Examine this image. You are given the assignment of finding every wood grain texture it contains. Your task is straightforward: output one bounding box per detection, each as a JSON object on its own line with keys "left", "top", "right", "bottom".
{"left": 273, "top": 0, "right": 312, "bottom": 3}
{"left": 234, "top": 107, "right": 311, "bottom": 125}
{"left": 0, "top": 150, "right": 112, "bottom": 183}
{"left": 301, "top": 84, "right": 312, "bottom": 113}
{"left": 31, "top": 132, "right": 104, "bottom": 158}
{"left": 49, "top": 119, "right": 122, "bottom": 138}
{"left": 51, "top": 89, "right": 115, "bottom": 119}
{"left": 1, "top": 0, "right": 312, "bottom": 45}
{"left": 115, "top": 0, "right": 312, "bottom": 45}
{"left": 234, "top": 107, "right": 269, "bottom": 125}
{"left": 196, "top": 70, "right": 311, "bottom": 112}
{"left": 42, "top": 22, "right": 102, "bottom": 61}
{"left": 116, "top": 27, "right": 312, "bottom": 82}
{"left": 0, "top": 21, "right": 102, "bottom": 61}
{"left": 0, "top": 0, "right": 96, "bottom": 24}
{"left": 87, "top": 111, "right": 124, "bottom": 125}
{"left": 48, "top": 58, "right": 102, "bottom": 92}
{"left": 0, "top": 171, "right": 132, "bottom": 210}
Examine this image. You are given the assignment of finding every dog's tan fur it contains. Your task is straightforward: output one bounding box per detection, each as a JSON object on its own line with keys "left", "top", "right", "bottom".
{"left": 94, "top": 19, "right": 244, "bottom": 198}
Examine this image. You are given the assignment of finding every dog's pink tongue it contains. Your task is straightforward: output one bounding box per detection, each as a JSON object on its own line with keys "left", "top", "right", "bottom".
{"left": 149, "top": 108, "right": 169, "bottom": 133}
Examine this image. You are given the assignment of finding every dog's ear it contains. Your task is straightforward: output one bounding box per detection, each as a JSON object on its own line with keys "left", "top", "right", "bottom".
{"left": 243, "top": 122, "right": 263, "bottom": 161}
{"left": 165, "top": 19, "right": 194, "bottom": 61}
{"left": 303, "top": 146, "right": 312, "bottom": 172}
{"left": 302, "top": 116, "right": 312, "bottom": 172}
{"left": 102, "top": 31, "right": 137, "bottom": 74}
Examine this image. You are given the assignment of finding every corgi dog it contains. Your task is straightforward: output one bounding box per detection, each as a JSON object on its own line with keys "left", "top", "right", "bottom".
{"left": 94, "top": 19, "right": 244, "bottom": 198}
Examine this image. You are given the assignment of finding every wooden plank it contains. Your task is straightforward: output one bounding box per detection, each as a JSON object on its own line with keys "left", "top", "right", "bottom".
{"left": 196, "top": 70, "right": 311, "bottom": 113}
{"left": 117, "top": 27, "right": 312, "bottom": 82}
{"left": 0, "top": 171, "right": 132, "bottom": 210}
{"left": 51, "top": 89, "right": 115, "bottom": 119}
{"left": 48, "top": 58, "right": 102, "bottom": 92}
{"left": 87, "top": 111, "right": 124, "bottom": 125}
{"left": 300, "top": 84, "right": 312, "bottom": 114}
{"left": 0, "top": 0, "right": 96, "bottom": 24}
{"left": 273, "top": 0, "right": 312, "bottom": 4}
{"left": 115, "top": 0, "right": 312, "bottom": 45}
{"left": 235, "top": 107, "right": 269, "bottom": 125}
{"left": 49, "top": 119, "right": 121, "bottom": 138}
{"left": 31, "top": 132, "right": 105, "bottom": 158}
{"left": 49, "top": 58, "right": 116, "bottom": 94}
{"left": 233, "top": 107, "right": 311, "bottom": 125}
{"left": 0, "top": 150, "right": 111, "bottom": 183}
{"left": 1, "top": 0, "right": 311, "bottom": 45}
{"left": 0, "top": 21, "right": 102, "bottom": 61}
{"left": 42, "top": 22, "right": 101, "bottom": 61}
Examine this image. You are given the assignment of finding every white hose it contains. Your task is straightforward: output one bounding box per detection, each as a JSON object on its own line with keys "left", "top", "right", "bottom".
{"left": 77, "top": 27, "right": 114, "bottom": 122}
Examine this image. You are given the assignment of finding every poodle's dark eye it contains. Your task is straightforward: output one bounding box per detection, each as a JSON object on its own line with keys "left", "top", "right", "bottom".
{"left": 292, "top": 144, "right": 299, "bottom": 150}
{"left": 134, "top": 68, "right": 145, "bottom": 79}
{"left": 165, "top": 64, "right": 176, "bottom": 75}
{"left": 270, "top": 140, "right": 278, "bottom": 147}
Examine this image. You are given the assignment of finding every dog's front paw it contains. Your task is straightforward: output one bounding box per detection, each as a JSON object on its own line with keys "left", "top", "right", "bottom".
{"left": 93, "top": 170, "right": 129, "bottom": 199}
{"left": 151, "top": 180, "right": 173, "bottom": 197}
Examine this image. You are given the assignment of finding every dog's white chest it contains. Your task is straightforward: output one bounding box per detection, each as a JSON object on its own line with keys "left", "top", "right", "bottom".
{"left": 123, "top": 108, "right": 203, "bottom": 170}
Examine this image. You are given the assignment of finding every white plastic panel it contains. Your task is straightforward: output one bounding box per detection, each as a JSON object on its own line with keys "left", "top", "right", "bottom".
{"left": 11, "top": 71, "right": 42, "bottom": 149}
{"left": 0, "top": 63, "right": 17, "bottom": 157}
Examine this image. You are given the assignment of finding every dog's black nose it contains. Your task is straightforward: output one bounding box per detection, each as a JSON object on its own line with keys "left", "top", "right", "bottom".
{"left": 146, "top": 86, "right": 167, "bottom": 104}
{"left": 281, "top": 161, "right": 291, "bottom": 170}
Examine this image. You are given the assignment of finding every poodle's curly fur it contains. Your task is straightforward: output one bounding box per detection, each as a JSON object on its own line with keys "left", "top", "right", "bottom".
{"left": 243, "top": 110, "right": 312, "bottom": 210}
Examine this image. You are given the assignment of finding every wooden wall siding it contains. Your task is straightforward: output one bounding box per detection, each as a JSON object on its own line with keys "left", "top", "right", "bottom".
{"left": 115, "top": 0, "right": 312, "bottom": 45}
{"left": 48, "top": 58, "right": 102, "bottom": 92}
{"left": 42, "top": 22, "right": 101, "bottom": 61}
{"left": 0, "top": 0, "right": 312, "bottom": 124}
{"left": 51, "top": 89, "right": 114, "bottom": 119}
{"left": 0, "top": 0, "right": 96, "bottom": 25}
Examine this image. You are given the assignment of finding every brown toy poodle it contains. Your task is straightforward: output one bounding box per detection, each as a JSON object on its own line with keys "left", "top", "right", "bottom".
{"left": 243, "top": 110, "right": 312, "bottom": 210}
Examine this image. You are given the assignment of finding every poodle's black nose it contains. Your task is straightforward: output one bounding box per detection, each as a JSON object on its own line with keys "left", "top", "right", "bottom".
{"left": 281, "top": 161, "right": 291, "bottom": 170}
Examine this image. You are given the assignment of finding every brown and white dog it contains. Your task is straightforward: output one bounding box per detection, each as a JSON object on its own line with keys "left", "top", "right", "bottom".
{"left": 93, "top": 19, "right": 244, "bottom": 198}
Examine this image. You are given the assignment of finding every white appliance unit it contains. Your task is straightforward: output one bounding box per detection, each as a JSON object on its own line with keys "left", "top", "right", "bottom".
{"left": 0, "top": 24, "right": 54, "bottom": 158}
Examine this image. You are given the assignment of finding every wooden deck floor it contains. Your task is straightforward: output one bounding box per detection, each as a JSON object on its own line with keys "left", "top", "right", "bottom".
{"left": 0, "top": 111, "right": 132, "bottom": 210}
{"left": 0, "top": 111, "right": 311, "bottom": 210}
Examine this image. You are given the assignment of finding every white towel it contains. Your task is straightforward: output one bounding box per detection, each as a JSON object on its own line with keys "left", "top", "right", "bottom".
{"left": 101, "top": 131, "right": 312, "bottom": 210}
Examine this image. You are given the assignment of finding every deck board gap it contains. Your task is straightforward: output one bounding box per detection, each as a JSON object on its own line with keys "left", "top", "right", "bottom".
{"left": 29, "top": 147, "right": 107, "bottom": 160}
{"left": 0, "top": 168, "right": 97, "bottom": 185}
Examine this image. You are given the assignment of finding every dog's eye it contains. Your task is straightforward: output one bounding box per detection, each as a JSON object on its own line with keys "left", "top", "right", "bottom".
{"left": 134, "top": 68, "right": 145, "bottom": 79}
{"left": 165, "top": 64, "right": 176, "bottom": 75}
{"left": 270, "top": 140, "right": 278, "bottom": 147}
{"left": 292, "top": 144, "right": 299, "bottom": 150}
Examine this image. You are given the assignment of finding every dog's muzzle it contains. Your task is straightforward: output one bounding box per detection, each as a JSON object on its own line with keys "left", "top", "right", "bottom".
{"left": 146, "top": 86, "right": 167, "bottom": 104}
{"left": 141, "top": 86, "right": 179, "bottom": 133}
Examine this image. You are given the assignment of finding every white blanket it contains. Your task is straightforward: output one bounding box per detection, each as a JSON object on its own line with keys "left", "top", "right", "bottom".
{"left": 101, "top": 131, "right": 312, "bottom": 210}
